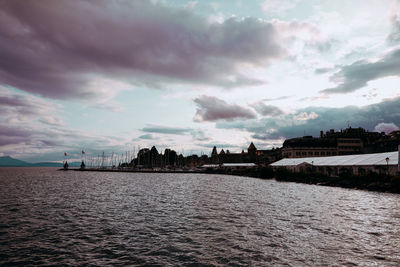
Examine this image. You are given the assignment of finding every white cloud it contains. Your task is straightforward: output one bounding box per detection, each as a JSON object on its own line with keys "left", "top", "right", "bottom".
{"left": 261, "top": 0, "right": 298, "bottom": 15}
{"left": 293, "top": 112, "right": 319, "bottom": 121}
{"left": 374, "top": 122, "right": 399, "bottom": 133}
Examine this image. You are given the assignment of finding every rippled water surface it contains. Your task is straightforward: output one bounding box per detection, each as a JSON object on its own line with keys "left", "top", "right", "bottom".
{"left": 1, "top": 168, "right": 400, "bottom": 266}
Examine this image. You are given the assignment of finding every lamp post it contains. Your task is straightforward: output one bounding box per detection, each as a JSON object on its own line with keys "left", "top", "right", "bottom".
{"left": 385, "top": 157, "right": 390, "bottom": 176}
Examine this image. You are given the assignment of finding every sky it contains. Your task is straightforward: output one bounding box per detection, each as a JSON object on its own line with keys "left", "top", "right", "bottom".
{"left": 1, "top": 0, "right": 400, "bottom": 163}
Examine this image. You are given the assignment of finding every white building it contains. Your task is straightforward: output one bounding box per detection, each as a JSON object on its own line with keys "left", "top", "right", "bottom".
{"left": 270, "top": 150, "right": 399, "bottom": 176}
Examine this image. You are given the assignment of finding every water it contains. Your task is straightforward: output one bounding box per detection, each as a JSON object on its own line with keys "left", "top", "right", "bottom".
{"left": 0, "top": 168, "right": 399, "bottom": 266}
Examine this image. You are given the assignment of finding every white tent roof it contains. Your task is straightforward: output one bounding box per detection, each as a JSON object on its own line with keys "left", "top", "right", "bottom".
{"left": 200, "top": 163, "right": 257, "bottom": 168}
{"left": 222, "top": 163, "right": 256, "bottom": 167}
{"left": 200, "top": 164, "right": 219, "bottom": 168}
{"left": 270, "top": 151, "right": 398, "bottom": 167}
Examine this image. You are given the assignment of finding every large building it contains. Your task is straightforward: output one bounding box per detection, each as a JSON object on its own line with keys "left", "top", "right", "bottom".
{"left": 271, "top": 150, "right": 399, "bottom": 176}
{"left": 282, "top": 136, "right": 337, "bottom": 158}
{"left": 282, "top": 127, "right": 399, "bottom": 158}
{"left": 211, "top": 142, "right": 281, "bottom": 165}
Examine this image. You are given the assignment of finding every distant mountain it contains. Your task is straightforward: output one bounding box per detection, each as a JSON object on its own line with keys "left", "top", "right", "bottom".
{"left": 0, "top": 156, "right": 78, "bottom": 167}
{"left": 0, "top": 156, "right": 32, "bottom": 167}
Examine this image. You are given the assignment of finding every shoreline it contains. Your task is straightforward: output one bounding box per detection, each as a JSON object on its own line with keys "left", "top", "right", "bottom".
{"left": 62, "top": 168, "right": 204, "bottom": 174}
{"left": 61, "top": 167, "right": 400, "bottom": 194}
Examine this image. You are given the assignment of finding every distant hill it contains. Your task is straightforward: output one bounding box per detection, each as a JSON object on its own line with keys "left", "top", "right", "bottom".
{"left": 0, "top": 156, "right": 32, "bottom": 167}
{"left": 0, "top": 156, "right": 79, "bottom": 167}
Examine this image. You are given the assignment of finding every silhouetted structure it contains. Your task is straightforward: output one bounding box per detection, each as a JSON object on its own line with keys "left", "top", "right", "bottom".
{"left": 63, "top": 161, "right": 69, "bottom": 170}
{"left": 133, "top": 147, "right": 184, "bottom": 169}
{"left": 107, "top": 127, "right": 398, "bottom": 170}
{"left": 211, "top": 142, "right": 281, "bottom": 165}
{"left": 282, "top": 127, "right": 400, "bottom": 158}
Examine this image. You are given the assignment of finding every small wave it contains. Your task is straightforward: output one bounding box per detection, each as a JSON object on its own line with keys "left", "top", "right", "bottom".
{"left": 0, "top": 169, "right": 399, "bottom": 266}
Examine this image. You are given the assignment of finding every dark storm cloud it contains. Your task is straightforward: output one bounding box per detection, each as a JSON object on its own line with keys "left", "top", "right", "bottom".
{"left": 0, "top": 136, "right": 26, "bottom": 147}
{"left": 0, "top": 0, "right": 287, "bottom": 100}
{"left": 0, "top": 120, "right": 134, "bottom": 162}
{"left": 0, "top": 94, "right": 46, "bottom": 115}
{"left": 0, "top": 123, "right": 59, "bottom": 147}
{"left": 141, "top": 125, "right": 192, "bottom": 135}
{"left": 0, "top": 95, "right": 26, "bottom": 107}
{"left": 217, "top": 96, "right": 400, "bottom": 140}
{"left": 0, "top": 92, "right": 134, "bottom": 159}
{"left": 193, "top": 95, "right": 257, "bottom": 122}
{"left": 0, "top": 93, "right": 140, "bottom": 161}
{"left": 0, "top": 89, "right": 63, "bottom": 126}
{"left": 252, "top": 102, "right": 284, "bottom": 116}
{"left": 321, "top": 48, "right": 400, "bottom": 94}
{"left": 0, "top": 125, "right": 32, "bottom": 146}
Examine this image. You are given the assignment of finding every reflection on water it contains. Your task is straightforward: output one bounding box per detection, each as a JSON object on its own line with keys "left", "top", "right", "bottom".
{"left": 0, "top": 167, "right": 399, "bottom": 266}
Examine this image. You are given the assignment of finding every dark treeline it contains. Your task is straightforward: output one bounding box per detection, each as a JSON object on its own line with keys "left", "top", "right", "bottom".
{"left": 123, "top": 146, "right": 206, "bottom": 169}
{"left": 117, "top": 142, "right": 281, "bottom": 169}
{"left": 84, "top": 143, "right": 277, "bottom": 169}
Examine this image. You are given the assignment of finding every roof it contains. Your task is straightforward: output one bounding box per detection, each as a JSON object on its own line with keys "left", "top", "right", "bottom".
{"left": 200, "top": 163, "right": 257, "bottom": 168}
{"left": 222, "top": 163, "right": 256, "bottom": 167}
{"left": 248, "top": 142, "right": 257, "bottom": 151}
{"left": 200, "top": 164, "right": 220, "bottom": 168}
{"left": 270, "top": 151, "right": 398, "bottom": 167}
{"left": 211, "top": 146, "right": 218, "bottom": 156}
{"left": 283, "top": 137, "right": 336, "bottom": 148}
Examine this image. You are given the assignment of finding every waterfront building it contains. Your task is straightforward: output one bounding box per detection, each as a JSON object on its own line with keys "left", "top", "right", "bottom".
{"left": 282, "top": 127, "right": 399, "bottom": 158}
{"left": 255, "top": 147, "right": 282, "bottom": 164}
{"left": 364, "top": 130, "right": 400, "bottom": 153}
{"left": 282, "top": 136, "right": 337, "bottom": 158}
{"left": 200, "top": 163, "right": 257, "bottom": 170}
{"left": 271, "top": 150, "right": 399, "bottom": 176}
{"left": 209, "top": 142, "right": 281, "bottom": 165}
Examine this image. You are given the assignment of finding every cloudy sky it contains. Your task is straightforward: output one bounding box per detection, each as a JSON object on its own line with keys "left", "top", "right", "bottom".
{"left": 1, "top": 0, "right": 400, "bottom": 162}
